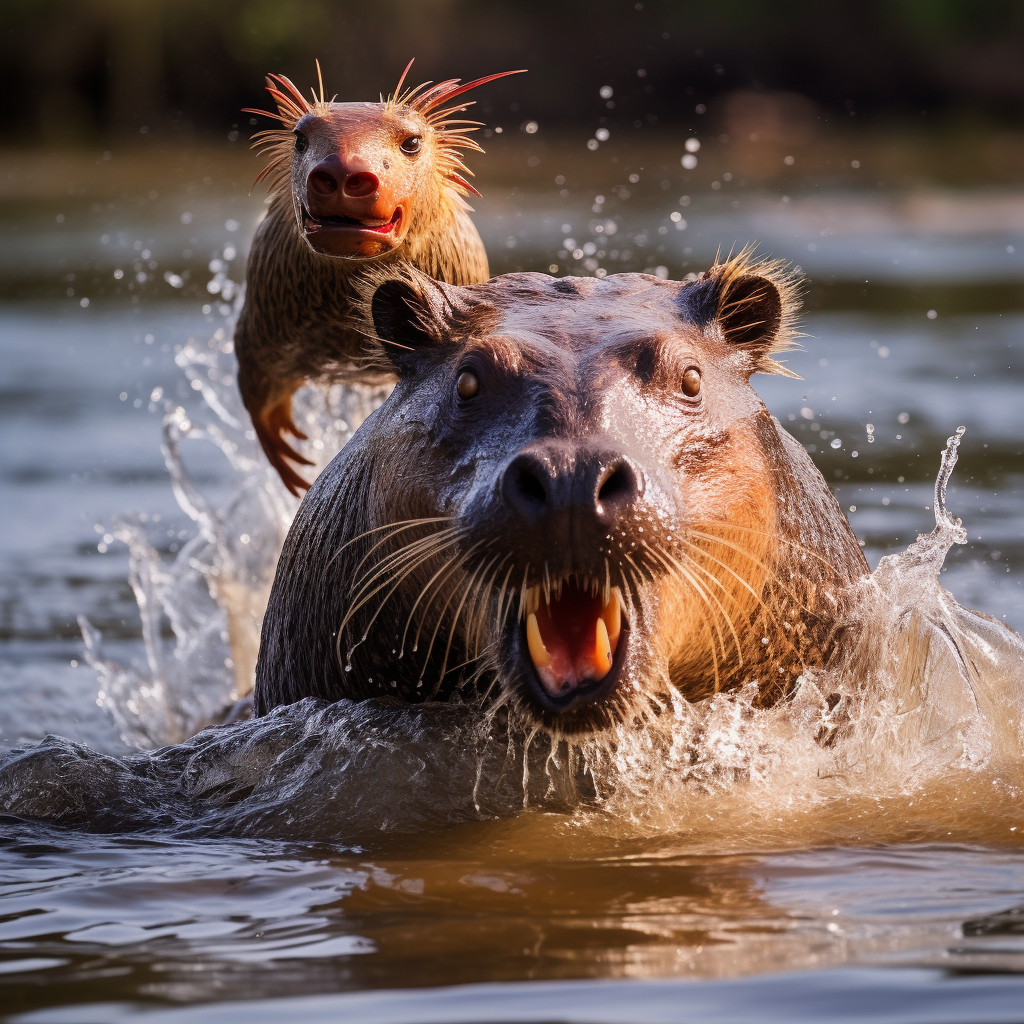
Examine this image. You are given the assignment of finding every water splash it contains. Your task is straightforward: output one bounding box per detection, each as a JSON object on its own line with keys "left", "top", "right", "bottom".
{"left": 20, "top": 339, "right": 1023, "bottom": 847}
{"left": 81, "top": 287, "right": 389, "bottom": 747}
{"left": 572, "top": 427, "right": 1023, "bottom": 832}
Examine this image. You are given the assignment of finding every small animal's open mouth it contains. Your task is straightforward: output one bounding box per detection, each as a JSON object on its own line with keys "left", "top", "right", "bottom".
{"left": 302, "top": 206, "right": 402, "bottom": 237}
{"left": 517, "top": 580, "right": 629, "bottom": 713}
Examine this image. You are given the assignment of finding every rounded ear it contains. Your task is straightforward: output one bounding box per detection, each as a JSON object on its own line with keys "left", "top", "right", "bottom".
{"left": 678, "top": 253, "right": 802, "bottom": 377}
{"left": 368, "top": 273, "right": 452, "bottom": 375}
{"left": 371, "top": 278, "right": 437, "bottom": 349}
{"left": 718, "top": 274, "right": 782, "bottom": 349}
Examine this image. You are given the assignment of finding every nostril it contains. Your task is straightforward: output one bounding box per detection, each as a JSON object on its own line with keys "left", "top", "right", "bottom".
{"left": 307, "top": 169, "right": 338, "bottom": 196}
{"left": 343, "top": 172, "right": 380, "bottom": 198}
{"left": 598, "top": 466, "right": 630, "bottom": 503}
{"left": 516, "top": 466, "right": 547, "bottom": 507}
{"left": 596, "top": 460, "right": 639, "bottom": 518}
{"left": 503, "top": 455, "right": 550, "bottom": 520}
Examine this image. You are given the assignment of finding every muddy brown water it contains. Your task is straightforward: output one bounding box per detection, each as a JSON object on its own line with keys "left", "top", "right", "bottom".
{"left": 1, "top": 142, "right": 1023, "bottom": 1022}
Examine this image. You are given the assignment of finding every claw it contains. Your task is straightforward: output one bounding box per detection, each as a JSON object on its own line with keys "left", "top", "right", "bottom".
{"left": 253, "top": 394, "right": 314, "bottom": 496}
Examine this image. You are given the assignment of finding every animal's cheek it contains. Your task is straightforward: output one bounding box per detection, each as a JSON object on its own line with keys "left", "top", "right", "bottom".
{"left": 651, "top": 580, "right": 706, "bottom": 662}
{"left": 290, "top": 158, "right": 312, "bottom": 187}
{"left": 443, "top": 457, "right": 480, "bottom": 502}
{"left": 449, "top": 457, "right": 509, "bottom": 522}
{"left": 678, "top": 463, "right": 754, "bottom": 516}
{"left": 392, "top": 162, "right": 433, "bottom": 201}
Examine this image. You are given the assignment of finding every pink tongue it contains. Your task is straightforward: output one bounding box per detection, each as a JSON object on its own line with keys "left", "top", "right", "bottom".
{"left": 534, "top": 586, "right": 604, "bottom": 697}
{"left": 365, "top": 211, "right": 399, "bottom": 233}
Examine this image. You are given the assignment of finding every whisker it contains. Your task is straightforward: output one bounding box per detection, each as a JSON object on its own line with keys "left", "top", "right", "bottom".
{"left": 328, "top": 516, "right": 450, "bottom": 568}
{"left": 444, "top": 635, "right": 500, "bottom": 678}
{"left": 654, "top": 545, "right": 745, "bottom": 664}
{"left": 480, "top": 554, "right": 514, "bottom": 657}
{"left": 517, "top": 564, "right": 531, "bottom": 620}
{"left": 335, "top": 534, "right": 468, "bottom": 671}
{"left": 345, "top": 523, "right": 458, "bottom": 590}
{"left": 680, "top": 539, "right": 806, "bottom": 662}
{"left": 645, "top": 544, "right": 735, "bottom": 672}
{"left": 411, "top": 538, "right": 487, "bottom": 656}
{"left": 400, "top": 537, "right": 484, "bottom": 657}
{"left": 688, "top": 520, "right": 841, "bottom": 574}
{"left": 346, "top": 531, "right": 463, "bottom": 605}
{"left": 452, "top": 551, "right": 501, "bottom": 670}
{"left": 425, "top": 542, "right": 493, "bottom": 692}
{"left": 493, "top": 558, "right": 517, "bottom": 636}
{"left": 463, "top": 551, "right": 505, "bottom": 663}
{"left": 685, "top": 528, "right": 810, "bottom": 608}
{"left": 340, "top": 529, "right": 465, "bottom": 634}
{"left": 347, "top": 537, "right": 465, "bottom": 648}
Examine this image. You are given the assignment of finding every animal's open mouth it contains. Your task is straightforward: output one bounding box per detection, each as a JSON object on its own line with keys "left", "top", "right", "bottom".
{"left": 517, "top": 580, "right": 629, "bottom": 712}
{"left": 302, "top": 206, "right": 402, "bottom": 236}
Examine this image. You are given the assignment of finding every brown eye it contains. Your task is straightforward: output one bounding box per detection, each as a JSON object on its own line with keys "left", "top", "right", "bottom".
{"left": 293, "top": 130, "right": 308, "bottom": 154}
{"left": 682, "top": 366, "right": 702, "bottom": 398}
{"left": 400, "top": 135, "right": 422, "bottom": 155}
{"left": 456, "top": 370, "right": 479, "bottom": 399}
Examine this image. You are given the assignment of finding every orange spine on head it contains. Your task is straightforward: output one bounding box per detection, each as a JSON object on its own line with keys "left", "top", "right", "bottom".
{"left": 387, "top": 62, "right": 526, "bottom": 198}
{"left": 244, "top": 59, "right": 525, "bottom": 200}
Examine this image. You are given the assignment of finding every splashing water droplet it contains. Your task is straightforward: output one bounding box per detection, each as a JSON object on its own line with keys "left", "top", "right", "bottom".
{"left": 933, "top": 426, "right": 968, "bottom": 540}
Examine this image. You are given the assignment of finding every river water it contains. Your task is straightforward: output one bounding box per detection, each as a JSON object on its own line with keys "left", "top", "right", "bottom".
{"left": 1, "top": 142, "right": 1023, "bottom": 1021}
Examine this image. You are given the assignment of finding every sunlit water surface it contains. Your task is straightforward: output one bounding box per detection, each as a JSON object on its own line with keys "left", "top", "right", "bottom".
{"left": 1, "top": 144, "right": 1023, "bottom": 1021}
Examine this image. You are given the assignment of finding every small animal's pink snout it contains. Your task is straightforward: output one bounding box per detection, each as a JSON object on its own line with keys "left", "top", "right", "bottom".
{"left": 342, "top": 172, "right": 379, "bottom": 198}
{"left": 306, "top": 155, "right": 380, "bottom": 201}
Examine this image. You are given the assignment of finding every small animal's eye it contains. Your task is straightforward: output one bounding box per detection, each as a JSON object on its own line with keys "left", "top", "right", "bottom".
{"left": 456, "top": 369, "right": 479, "bottom": 399}
{"left": 681, "top": 367, "right": 702, "bottom": 398}
{"left": 400, "top": 135, "right": 422, "bottom": 155}
{"left": 293, "top": 130, "right": 308, "bottom": 154}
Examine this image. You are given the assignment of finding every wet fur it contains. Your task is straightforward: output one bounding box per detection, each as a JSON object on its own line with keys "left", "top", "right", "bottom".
{"left": 235, "top": 186, "right": 488, "bottom": 409}
{"left": 255, "top": 254, "right": 869, "bottom": 735}
{"left": 235, "top": 64, "right": 504, "bottom": 491}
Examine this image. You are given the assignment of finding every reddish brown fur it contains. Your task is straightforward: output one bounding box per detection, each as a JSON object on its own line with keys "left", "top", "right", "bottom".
{"left": 236, "top": 62, "right": 522, "bottom": 494}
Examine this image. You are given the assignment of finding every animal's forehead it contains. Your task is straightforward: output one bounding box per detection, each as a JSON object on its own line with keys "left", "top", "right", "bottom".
{"left": 461, "top": 273, "right": 700, "bottom": 351}
{"left": 304, "top": 102, "right": 424, "bottom": 136}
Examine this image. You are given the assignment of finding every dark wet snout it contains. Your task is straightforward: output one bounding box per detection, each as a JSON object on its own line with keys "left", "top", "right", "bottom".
{"left": 306, "top": 154, "right": 380, "bottom": 215}
{"left": 501, "top": 443, "right": 642, "bottom": 548}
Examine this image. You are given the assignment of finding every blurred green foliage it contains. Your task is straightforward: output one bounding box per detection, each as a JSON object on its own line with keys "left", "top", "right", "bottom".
{"left": 2, "top": 0, "right": 1024, "bottom": 141}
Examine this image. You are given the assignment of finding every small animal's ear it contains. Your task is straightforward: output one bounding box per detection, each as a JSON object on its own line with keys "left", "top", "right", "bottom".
{"left": 366, "top": 270, "right": 454, "bottom": 376}
{"left": 681, "top": 252, "right": 802, "bottom": 377}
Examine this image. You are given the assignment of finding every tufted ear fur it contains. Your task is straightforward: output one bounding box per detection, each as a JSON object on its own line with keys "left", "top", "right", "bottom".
{"left": 680, "top": 250, "right": 803, "bottom": 378}
{"left": 355, "top": 267, "right": 457, "bottom": 377}
{"left": 358, "top": 266, "right": 499, "bottom": 378}
{"left": 371, "top": 278, "right": 445, "bottom": 349}
{"left": 718, "top": 273, "right": 782, "bottom": 347}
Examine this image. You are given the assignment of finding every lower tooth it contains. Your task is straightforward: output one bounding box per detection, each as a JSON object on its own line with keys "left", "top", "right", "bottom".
{"left": 595, "top": 617, "right": 612, "bottom": 673}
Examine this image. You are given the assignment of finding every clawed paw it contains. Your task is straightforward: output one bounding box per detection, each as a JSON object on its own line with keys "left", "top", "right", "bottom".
{"left": 254, "top": 397, "right": 314, "bottom": 496}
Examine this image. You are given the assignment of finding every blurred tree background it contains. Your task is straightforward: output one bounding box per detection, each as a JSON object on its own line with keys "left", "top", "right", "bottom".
{"left": 3, "top": 0, "right": 1024, "bottom": 144}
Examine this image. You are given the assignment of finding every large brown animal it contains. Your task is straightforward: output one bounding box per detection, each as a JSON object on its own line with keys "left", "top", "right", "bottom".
{"left": 254, "top": 255, "right": 870, "bottom": 735}
{"left": 237, "top": 61, "right": 522, "bottom": 494}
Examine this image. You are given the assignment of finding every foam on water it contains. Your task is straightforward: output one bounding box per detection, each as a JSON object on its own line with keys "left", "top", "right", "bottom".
{"left": 2, "top": 305, "right": 1022, "bottom": 849}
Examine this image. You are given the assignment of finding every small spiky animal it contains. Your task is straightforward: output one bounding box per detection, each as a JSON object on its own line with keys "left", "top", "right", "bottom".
{"left": 237, "top": 61, "right": 523, "bottom": 494}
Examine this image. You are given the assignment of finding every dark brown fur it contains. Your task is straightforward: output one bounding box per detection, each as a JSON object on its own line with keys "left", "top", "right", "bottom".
{"left": 254, "top": 255, "right": 870, "bottom": 736}
{"left": 236, "top": 64, "right": 519, "bottom": 494}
